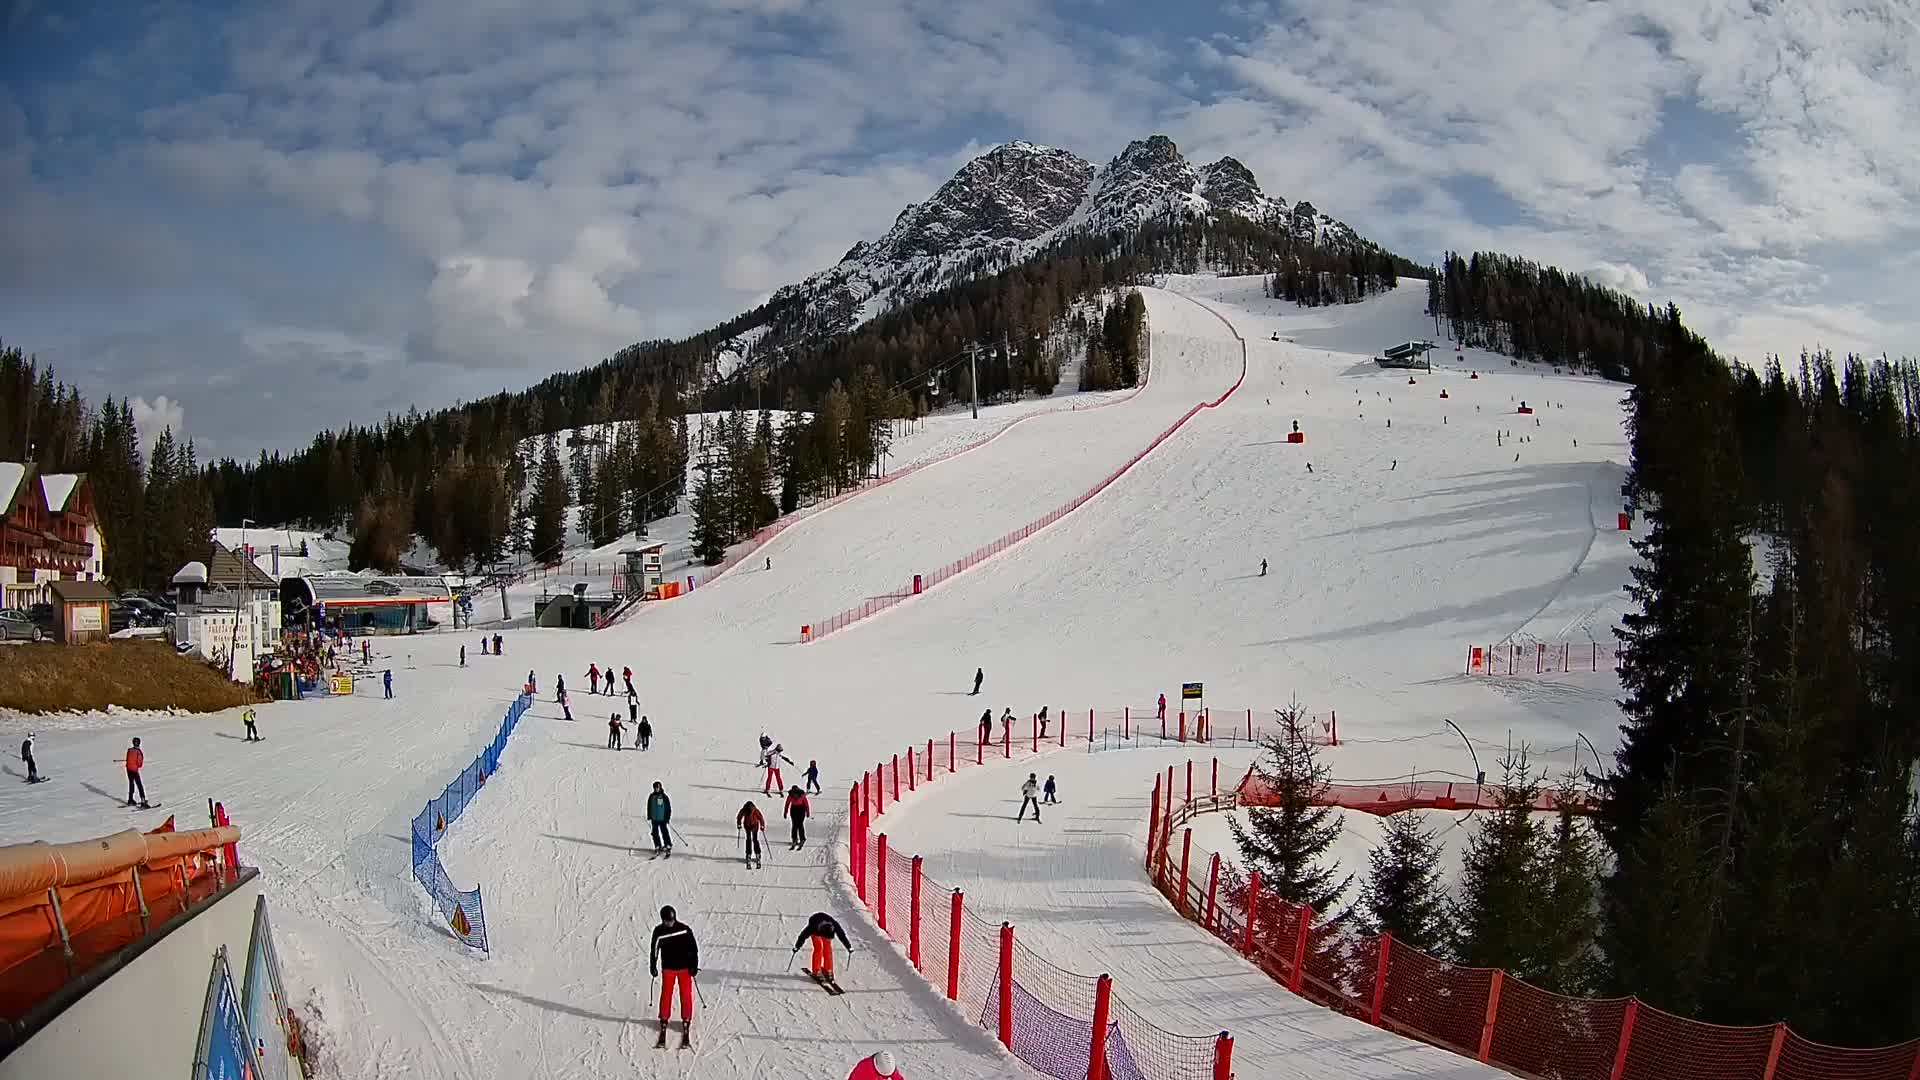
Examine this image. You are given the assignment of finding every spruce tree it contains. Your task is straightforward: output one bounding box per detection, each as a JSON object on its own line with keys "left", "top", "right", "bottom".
{"left": 1355, "top": 811, "right": 1450, "bottom": 952}
{"left": 529, "top": 434, "right": 569, "bottom": 564}
{"left": 1534, "top": 777, "right": 1600, "bottom": 994}
{"left": 1599, "top": 786, "right": 1713, "bottom": 1015}
{"left": 688, "top": 462, "right": 728, "bottom": 566}
{"left": 1228, "top": 703, "right": 1350, "bottom": 914}
{"left": 1452, "top": 749, "right": 1546, "bottom": 975}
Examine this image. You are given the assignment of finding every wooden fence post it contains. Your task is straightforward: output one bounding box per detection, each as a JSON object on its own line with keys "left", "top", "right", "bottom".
{"left": 1204, "top": 853, "right": 1221, "bottom": 931}
{"left": 1370, "top": 933, "right": 1392, "bottom": 1023}
{"left": 1477, "top": 971, "right": 1505, "bottom": 1062}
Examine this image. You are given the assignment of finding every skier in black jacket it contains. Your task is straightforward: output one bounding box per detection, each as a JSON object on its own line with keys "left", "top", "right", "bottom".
{"left": 793, "top": 910, "right": 853, "bottom": 979}
{"left": 649, "top": 906, "right": 698, "bottom": 1048}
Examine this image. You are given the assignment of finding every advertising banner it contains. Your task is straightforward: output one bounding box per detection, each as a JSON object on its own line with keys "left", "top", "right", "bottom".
{"left": 242, "top": 897, "right": 292, "bottom": 1080}
{"left": 193, "top": 946, "right": 256, "bottom": 1080}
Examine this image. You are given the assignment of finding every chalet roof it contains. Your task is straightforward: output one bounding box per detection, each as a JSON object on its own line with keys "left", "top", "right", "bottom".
{"left": 0, "top": 463, "right": 29, "bottom": 516}
{"left": 207, "top": 541, "right": 279, "bottom": 590}
{"left": 47, "top": 579, "right": 117, "bottom": 603}
{"left": 39, "top": 472, "right": 83, "bottom": 512}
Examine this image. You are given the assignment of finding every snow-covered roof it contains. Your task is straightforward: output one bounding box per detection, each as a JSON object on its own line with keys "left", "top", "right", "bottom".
{"left": 0, "top": 462, "right": 24, "bottom": 514}
{"left": 38, "top": 473, "right": 80, "bottom": 512}
{"left": 173, "top": 561, "right": 210, "bottom": 585}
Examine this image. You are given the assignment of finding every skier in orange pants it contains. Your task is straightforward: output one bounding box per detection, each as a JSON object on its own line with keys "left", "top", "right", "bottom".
{"left": 793, "top": 910, "right": 853, "bottom": 980}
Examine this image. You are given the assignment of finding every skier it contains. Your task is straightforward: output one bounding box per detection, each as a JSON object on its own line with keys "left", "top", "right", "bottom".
{"left": 588, "top": 665, "right": 601, "bottom": 696}
{"left": 1000, "top": 708, "right": 1014, "bottom": 742}
{"left": 527, "top": 670, "right": 537, "bottom": 694}
{"left": 1017, "top": 773, "right": 1042, "bottom": 822}
{"left": 847, "top": 1050, "right": 904, "bottom": 1080}
{"left": 761, "top": 743, "right": 793, "bottom": 795}
{"left": 492, "top": 633, "right": 502, "bottom": 656}
{"left": 736, "top": 801, "right": 766, "bottom": 868}
{"left": 1157, "top": 693, "right": 1167, "bottom": 722}
{"left": 977, "top": 710, "right": 992, "bottom": 746}
{"left": 1260, "top": 558, "right": 1267, "bottom": 577}
{"left": 480, "top": 636, "right": 488, "bottom": 655}
{"left": 1043, "top": 775, "right": 1058, "bottom": 805}
{"left": 560, "top": 689, "right": 574, "bottom": 722}
{"left": 125, "top": 737, "right": 149, "bottom": 807}
{"left": 1391, "top": 460, "right": 1397, "bottom": 471}
{"left": 21, "top": 733, "right": 38, "bottom": 783}
{"left": 362, "top": 640, "right": 371, "bottom": 666}
{"left": 383, "top": 669, "right": 393, "bottom": 699}
{"left": 636, "top": 714, "right": 653, "bottom": 750}
{"left": 602, "top": 662, "right": 614, "bottom": 694}
{"left": 608, "top": 714, "right": 625, "bottom": 750}
{"left": 765, "top": 557, "right": 771, "bottom": 571}
{"left": 805, "top": 759, "right": 821, "bottom": 794}
{"left": 647, "top": 782, "right": 673, "bottom": 853}
{"left": 628, "top": 692, "right": 639, "bottom": 725}
{"left": 792, "top": 910, "right": 853, "bottom": 981}
{"left": 1306, "top": 462, "right": 1314, "bottom": 474}
{"left": 1036, "top": 705, "right": 1049, "bottom": 740}
{"left": 242, "top": 706, "right": 260, "bottom": 742}
{"left": 622, "top": 666, "right": 634, "bottom": 697}
{"left": 971, "top": 667, "right": 983, "bottom": 696}
{"left": 459, "top": 645, "right": 466, "bottom": 668}
{"left": 784, "top": 785, "right": 811, "bottom": 849}
{"left": 649, "top": 906, "right": 698, "bottom": 1049}
{"left": 555, "top": 673, "right": 566, "bottom": 702}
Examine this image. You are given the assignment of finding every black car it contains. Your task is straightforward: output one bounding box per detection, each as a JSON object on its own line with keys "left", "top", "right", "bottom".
{"left": 27, "top": 603, "right": 54, "bottom": 631}
{"left": 118, "top": 596, "right": 171, "bottom": 625}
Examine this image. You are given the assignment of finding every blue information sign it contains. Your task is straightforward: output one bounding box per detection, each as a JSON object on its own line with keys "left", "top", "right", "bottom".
{"left": 196, "top": 947, "right": 257, "bottom": 1080}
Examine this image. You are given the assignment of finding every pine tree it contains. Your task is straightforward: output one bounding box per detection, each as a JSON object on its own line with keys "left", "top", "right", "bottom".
{"left": 1533, "top": 777, "right": 1600, "bottom": 994}
{"left": 1599, "top": 787, "right": 1713, "bottom": 1015}
{"left": 1452, "top": 749, "right": 1546, "bottom": 974}
{"left": 529, "top": 434, "right": 569, "bottom": 564}
{"left": 688, "top": 461, "right": 728, "bottom": 566}
{"left": 1228, "top": 703, "right": 1350, "bottom": 914}
{"left": 1355, "top": 812, "right": 1450, "bottom": 952}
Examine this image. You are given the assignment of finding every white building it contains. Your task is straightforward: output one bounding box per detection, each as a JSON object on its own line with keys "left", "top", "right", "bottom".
{"left": 170, "top": 560, "right": 281, "bottom": 683}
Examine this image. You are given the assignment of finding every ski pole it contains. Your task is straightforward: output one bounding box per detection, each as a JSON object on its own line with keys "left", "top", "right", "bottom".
{"left": 786, "top": 949, "right": 798, "bottom": 973}
{"left": 671, "top": 824, "right": 690, "bottom": 849}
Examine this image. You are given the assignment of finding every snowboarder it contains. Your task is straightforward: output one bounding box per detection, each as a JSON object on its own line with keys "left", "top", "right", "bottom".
{"left": 1018, "top": 773, "right": 1042, "bottom": 822}
{"left": 608, "top": 714, "right": 625, "bottom": 750}
{"left": 1260, "top": 558, "right": 1267, "bottom": 577}
{"left": 1157, "top": 693, "right": 1167, "bottom": 722}
{"left": 125, "top": 737, "right": 149, "bottom": 807}
{"left": 561, "top": 689, "right": 574, "bottom": 723}
{"left": 793, "top": 910, "right": 853, "bottom": 980}
{"left": 847, "top": 1050, "right": 904, "bottom": 1080}
{"left": 459, "top": 645, "right": 466, "bottom": 668}
{"left": 736, "top": 801, "right": 766, "bottom": 867}
{"left": 647, "top": 782, "right": 673, "bottom": 853}
{"left": 977, "top": 710, "right": 992, "bottom": 746}
{"left": 649, "top": 906, "right": 698, "bottom": 1049}
{"left": 383, "top": 669, "right": 393, "bottom": 699}
{"left": 21, "top": 734, "right": 39, "bottom": 783}
{"left": 805, "top": 759, "right": 821, "bottom": 794}
{"left": 1043, "top": 775, "right": 1058, "bottom": 805}
{"left": 971, "top": 667, "right": 983, "bottom": 696}
{"left": 588, "top": 665, "right": 601, "bottom": 696}
{"left": 761, "top": 744, "right": 793, "bottom": 795}
{"left": 637, "top": 715, "right": 653, "bottom": 750}
{"left": 784, "top": 785, "right": 811, "bottom": 849}
{"left": 242, "top": 706, "right": 260, "bottom": 742}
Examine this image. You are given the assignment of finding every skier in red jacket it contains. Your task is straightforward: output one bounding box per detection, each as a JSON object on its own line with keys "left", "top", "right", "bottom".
{"left": 847, "top": 1049, "right": 903, "bottom": 1079}
{"left": 783, "top": 786, "right": 811, "bottom": 850}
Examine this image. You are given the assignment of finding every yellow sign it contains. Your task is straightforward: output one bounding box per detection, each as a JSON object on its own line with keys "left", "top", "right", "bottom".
{"left": 330, "top": 675, "right": 354, "bottom": 696}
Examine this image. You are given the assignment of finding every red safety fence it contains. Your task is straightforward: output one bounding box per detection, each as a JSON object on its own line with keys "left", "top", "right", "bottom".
{"left": 1145, "top": 772, "right": 1920, "bottom": 1080}
{"left": 845, "top": 713, "right": 1235, "bottom": 1080}
{"left": 1089, "top": 706, "right": 1337, "bottom": 750}
{"left": 804, "top": 301, "right": 1248, "bottom": 644}
{"left": 1468, "top": 641, "right": 1623, "bottom": 677}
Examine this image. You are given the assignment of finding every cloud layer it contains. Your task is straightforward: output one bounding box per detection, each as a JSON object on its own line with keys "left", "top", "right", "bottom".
{"left": 1, "top": 0, "right": 1913, "bottom": 454}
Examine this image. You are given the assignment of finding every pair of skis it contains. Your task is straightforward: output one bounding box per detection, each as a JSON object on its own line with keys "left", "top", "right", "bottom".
{"left": 806, "top": 969, "right": 846, "bottom": 996}
{"left": 653, "top": 1025, "right": 691, "bottom": 1050}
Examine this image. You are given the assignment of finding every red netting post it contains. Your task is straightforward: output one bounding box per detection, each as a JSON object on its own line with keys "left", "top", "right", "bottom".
{"left": 977, "top": 732, "right": 984, "bottom": 765}
{"left": 1002, "top": 726, "right": 1010, "bottom": 759}
{"left": 1330, "top": 710, "right": 1338, "bottom": 746}
{"left": 907, "top": 747, "right": 916, "bottom": 791}
{"left": 1212, "top": 757, "right": 1218, "bottom": 799}
{"left": 1369, "top": 933, "right": 1391, "bottom": 1022}
{"left": 1760, "top": 1024, "right": 1787, "bottom": 1080}
{"left": 892, "top": 754, "right": 901, "bottom": 801}
{"left": 946, "top": 889, "right": 964, "bottom": 1000}
{"left": 1060, "top": 713, "right": 1066, "bottom": 748}
{"left": 1179, "top": 710, "right": 1187, "bottom": 743}
{"left": 1088, "top": 974, "right": 1113, "bottom": 1080}
{"left": 1290, "top": 904, "right": 1313, "bottom": 992}
{"left": 1477, "top": 970, "right": 1504, "bottom": 1062}
{"left": 1907, "top": 1043, "right": 1920, "bottom": 1080}
{"left": 1204, "top": 853, "right": 1221, "bottom": 930}
{"left": 1124, "top": 708, "right": 1130, "bottom": 740}
{"left": 1242, "top": 872, "right": 1262, "bottom": 954}
{"left": 1186, "top": 759, "right": 1193, "bottom": 805}
{"left": 1246, "top": 709, "right": 1252, "bottom": 742}
{"left": 1145, "top": 778, "right": 1162, "bottom": 872}
{"left": 949, "top": 732, "right": 956, "bottom": 773}
{"left": 1088, "top": 708, "right": 1094, "bottom": 744}
{"left": 851, "top": 785, "right": 867, "bottom": 902}
{"left": 1161, "top": 713, "right": 1168, "bottom": 741}
{"left": 874, "top": 763, "right": 885, "bottom": 815}
{"left": 876, "top": 834, "right": 889, "bottom": 932}
{"left": 927, "top": 739, "right": 934, "bottom": 781}
{"left": 1177, "top": 829, "right": 1193, "bottom": 913}
{"left": 1607, "top": 999, "right": 1638, "bottom": 1080}
{"left": 1032, "top": 720, "right": 1038, "bottom": 753}
{"left": 909, "top": 855, "right": 923, "bottom": 971}
{"left": 1213, "top": 1033, "right": 1234, "bottom": 1080}
{"left": 997, "top": 923, "right": 1014, "bottom": 1049}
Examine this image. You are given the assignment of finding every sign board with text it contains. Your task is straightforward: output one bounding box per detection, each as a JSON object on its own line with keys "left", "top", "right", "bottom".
{"left": 1181, "top": 682, "right": 1203, "bottom": 700}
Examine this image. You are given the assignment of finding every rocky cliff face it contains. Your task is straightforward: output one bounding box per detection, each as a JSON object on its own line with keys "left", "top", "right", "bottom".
{"left": 755, "top": 134, "right": 1366, "bottom": 346}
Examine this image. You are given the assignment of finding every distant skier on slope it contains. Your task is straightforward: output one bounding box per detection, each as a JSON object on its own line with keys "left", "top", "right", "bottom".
{"left": 971, "top": 667, "right": 983, "bottom": 696}
{"left": 1260, "top": 558, "right": 1267, "bottom": 577}
{"left": 784, "top": 785, "right": 811, "bottom": 849}
{"left": 649, "top": 906, "right": 698, "bottom": 1049}
{"left": 793, "top": 910, "right": 853, "bottom": 979}
{"left": 242, "top": 706, "right": 260, "bottom": 742}
{"left": 1018, "top": 773, "right": 1042, "bottom": 823}
{"left": 1036, "top": 705, "right": 1049, "bottom": 740}
{"left": 21, "top": 734, "right": 39, "bottom": 783}
{"left": 636, "top": 715, "right": 653, "bottom": 750}
{"left": 978, "top": 710, "right": 992, "bottom": 746}
{"left": 493, "top": 633, "right": 502, "bottom": 655}
{"left": 560, "top": 689, "right": 574, "bottom": 723}
{"left": 761, "top": 743, "right": 793, "bottom": 795}
{"left": 847, "top": 1050, "right": 905, "bottom": 1080}
{"left": 588, "top": 665, "right": 601, "bottom": 696}
{"left": 1157, "top": 693, "right": 1167, "bottom": 722}
{"left": 124, "top": 737, "right": 149, "bottom": 808}
{"left": 647, "top": 782, "right": 673, "bottom": 853}
{"left": 1043, "top": 775, "right": 1058, "bottom": 805}
{"left": 622, "top": 666, "right": 634, "bottom": 697}
{"left": 1000, "top": 708, "right": 1014, "bottom": 742}
{"left": 608, "top": 714, "right": 625, "bottom": 750}
{"left": 736, "top": 800, "right": 766, "bottom": 868}
{"left": 805, "top": 759, "right": 821, "bottom": 794}
{"left": 555, "top": 673, "right": 566, "bottom": 702}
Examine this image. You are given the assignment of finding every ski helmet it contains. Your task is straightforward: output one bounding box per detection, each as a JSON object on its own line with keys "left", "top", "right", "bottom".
{"left": 660, "top": 905, "right": 676, "bottom": 921}
{"left": 871, "top": 1050, "right": 898, "bottom": 1076}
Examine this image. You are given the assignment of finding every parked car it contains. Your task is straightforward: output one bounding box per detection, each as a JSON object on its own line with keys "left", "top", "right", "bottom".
{"left": 26, "top": 603, "right": 54, "bottom": 631}
{"left": 109, "top": 603, "right": 136, "bottom": 633}
{"left": 122, "top": 590, "right": 176, "bottom": 613}
{"left": 119, "top": 596, "right": 170, "bottom": 625}
{"left": 0, "top": 610, "right": 43, "bottom": 642}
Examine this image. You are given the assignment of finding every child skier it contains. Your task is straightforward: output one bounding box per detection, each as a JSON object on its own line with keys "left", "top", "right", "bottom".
{"left": 383, "top": 669, "right": 393, "bottom": 699}
{"left": 736, "top": 801, "right": 766, "bottom": 868}
{"left": 784, "top": 785, "right": 811, "bottom": 849}
{"left": 125, "top": 737, "right": 149, "bottom": 807}
{"left": 1017, "top": 773, "right": 1042, "bottom": 822}
{"left": 21, "top": 733, "right": 38, "bottom": 783}
{"left": 805, "top": 760, "right": 821, "bottom": 794}
{"left": 628, "top": 691, "right": 639, "bottom": 725}
{"left": 792, "top": 910, "right": 853, "bottom": 980}
{"left": 649, "top": 906, "right": 698, "bottom": 1049}
{"left": 848, "top": 1051, "right": 905, "bottom": 1080}
{"left": 1000, "top": 708, "right": 1014, "bottom": 743}
{"left": 1043, "top": 775, "right": 1058, "bottom": 804}
{"left": 636, "top": 714, "right": 653, "bottom": 750}
{"left": 761, "top": 743, "right": 793, "bottom": 795}
{"left": 242, "top": 706, "right": 260, "bottom": 742}
{"left": 560, "top": 689, "right": 574, "bottom": 723}
{"left": 647, "top": 782, "right": 673, "bottom": 853}
{"left": 608, "top": 714, "right": 625, "bottom": 750}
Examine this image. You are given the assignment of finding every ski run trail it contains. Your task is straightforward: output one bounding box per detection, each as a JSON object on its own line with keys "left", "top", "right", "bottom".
{"left": 0, "top": 276, "right": 1636, "bottom": 1079}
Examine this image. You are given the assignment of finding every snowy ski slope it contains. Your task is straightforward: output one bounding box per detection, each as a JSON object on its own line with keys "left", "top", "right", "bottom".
{"left": 0, "top": 277, "right": 1634, "bottom": 1079}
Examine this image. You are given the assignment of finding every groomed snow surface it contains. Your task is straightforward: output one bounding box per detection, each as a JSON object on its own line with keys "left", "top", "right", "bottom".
{"left": 0, "top": 277, "right": 1633, "bottom": 1079}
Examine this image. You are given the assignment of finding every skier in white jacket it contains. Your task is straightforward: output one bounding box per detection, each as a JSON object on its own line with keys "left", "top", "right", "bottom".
{"left": 1017, "top": 773, "right": 1042, "bottom": 823}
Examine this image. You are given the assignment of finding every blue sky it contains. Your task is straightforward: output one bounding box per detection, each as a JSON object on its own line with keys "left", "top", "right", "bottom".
{"left": 3, "top": 0, "right": 1915, "bottom": 457}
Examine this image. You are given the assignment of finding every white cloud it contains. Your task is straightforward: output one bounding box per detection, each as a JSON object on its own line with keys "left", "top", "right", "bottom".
{"left": 128, "top": 395, "right": 185, "bottom": 450}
